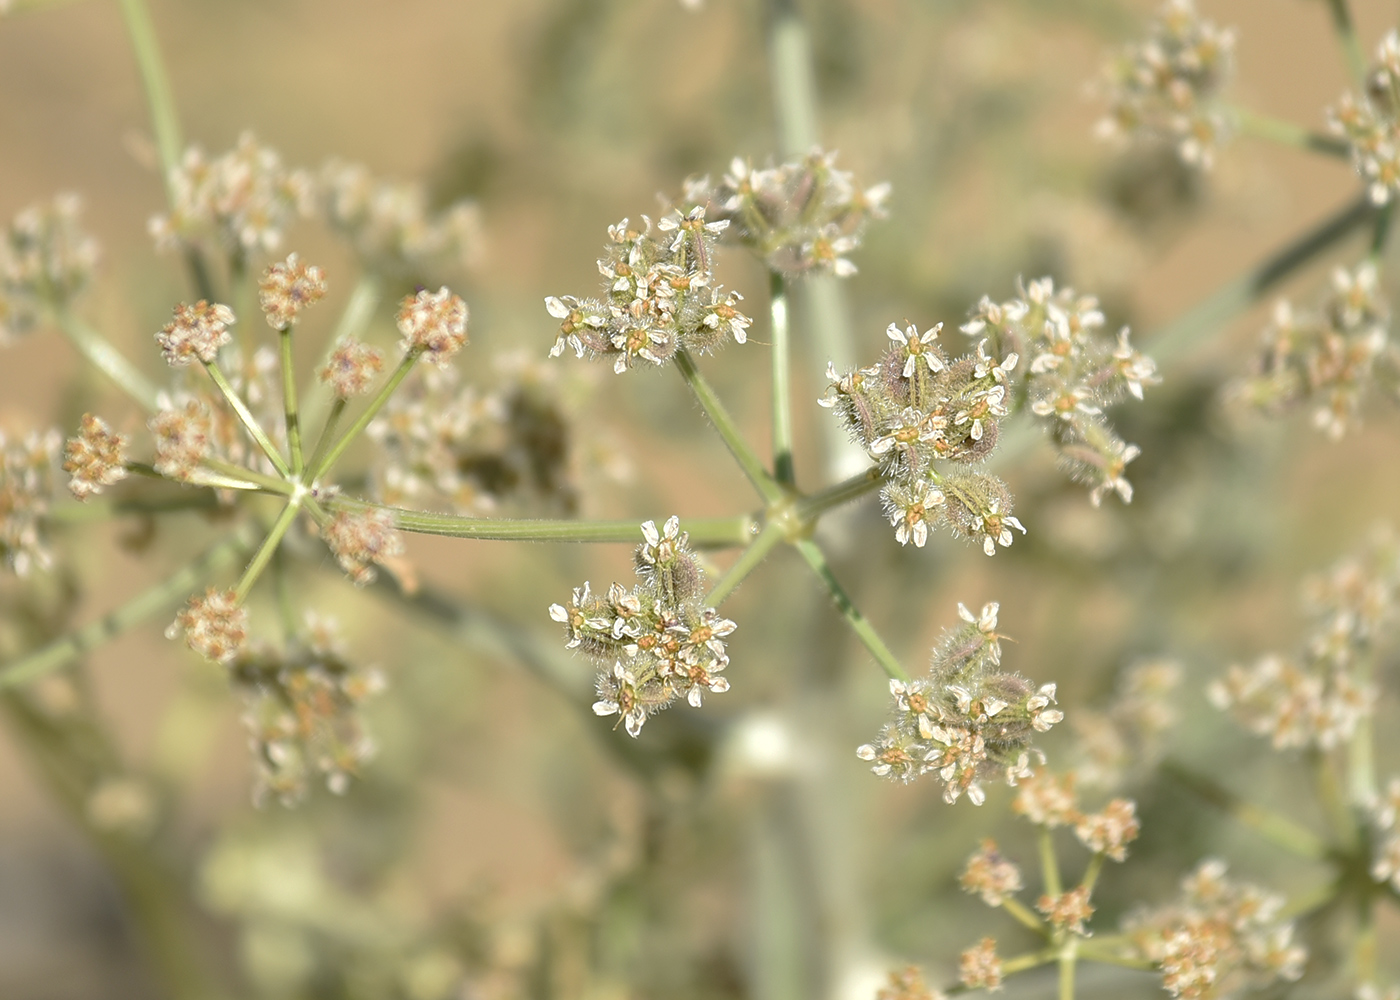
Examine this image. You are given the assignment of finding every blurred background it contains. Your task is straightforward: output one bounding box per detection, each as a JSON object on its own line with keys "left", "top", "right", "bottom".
{"left": 2, "top": 0, "right": 1400, "bottom": 997}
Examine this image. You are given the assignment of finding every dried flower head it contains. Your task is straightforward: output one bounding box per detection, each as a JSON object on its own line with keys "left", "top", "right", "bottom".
{"left": 322, "top": 507, "right": 405, "bottom": 585}
{"left": 156, "top": 301, "right": 235, "bottom": 366}
{"left": 1038, "top": 886, "right": 1095, "bottom": 936}
{"left": 63, "top": 413, "right": 128, "bottom": 500}
{"left": 319, "top": 337, "right": 384, "bottom": 397}
{"left": 958, "top": 937, "right": 1003, "bottom": 992}
{"left": 258, "top": 252, "right": 327, "bottom": 329}
{"left": 551, "top": 519, "right": 734, "bottom": 736}
{"left": 1096, "top": 0, "right": 1237, "bottom": 169}
{"left": 397, "top": 286, "right": 469, "bottom": 367}
{"left": 1074, "top": 798, "right": 1140, "bottom": 861}
{"left": 960, "top": 839, "right": 1023, "bottom": 906}
{"left": 149, "top": 132, "right": 313, "bottom": 254}
{"left": 0, "top": 193, "right": 99, "bottom": 343}
{"left": 857, "top": 602, "right": 1062, "bottom": 804}
{"left": 167, "top": 588, "right": 248, "bottom": 664}
{"left": 149, "top": 398, "right": 214, "bottom": 481}
{"left": 1012, "top": 770, "right": 1083, "bottom": 827}
{"left": 0, "top": 426, "right": 60, "bottom": 575}
{"left": 876, "top": 966, "right": 946, "bottom": 1000}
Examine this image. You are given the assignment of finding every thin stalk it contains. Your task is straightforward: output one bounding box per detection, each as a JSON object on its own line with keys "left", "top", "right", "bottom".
{"left": 706, "top": 521, "right": 788, "bottom": 606}
{"left": 1075, "top": 943, "right": 1154, "bottom": 971}
{"left": 1230, "top": 106, "right": 1351, "bottom": 158}
{"left": 1163, "top": 760, "right": 1331, "bottom": 859}
{"left": 309, "top": 351, "right": 418, "bottom": 481}
{"left": 793, "top": 466, "right": 882, "bottom": 522}
{"left": 1079, "top": 853, "right": 1105, "bottom": 897}
{"left": 299, "top": 274, "right": 381, "bottom": 434}
{"left": 1325, "top": 0, "right": 1369, "bottom": 87}
{"left": 1040, "top": 828, "right": 1063, "bottom": 898}
{"left": 0, "top": 526, "right": 258, "bottom": 689}
{"left": 306, "top": 397, "right": 347, "bottom": 480}
{"left": 335, "top": 498, "right": 756, "bottom": 548}
{"left": 54, "top": 311, "right": 160, "bottom": 412}
{"left": 1001, "top": 897, "right": 1048, "bottom": 936}
{"left": 1058, "top": 946, "right": 1077, "bottom": 1000}
{"left": 201, "top": 457, "right": 295, "bottom": 494}
{"left": 279, "top": 327, "right": 304, "bottom": 475}
{"left": 233, "top": 497, "right": 303, "bottom": 602}
{"left": 769, "top": 271, "right": 795, "bottom": 486}
{"left": 1370, "top": 201, "right": 1396, "bottom": 265}
{"left": 1349, "top": 655, "right": 1377, "bottom": 806}
{"left": 1000, "top": 948, "right": 1058, "bottom": 977}
{"left": 1313, "top": 749, "right": 1358, "bottom": 848}
{"left": 202, "top": 361, "right": 292, "bottom": 478}
{"left": 116, "top": 0, "right": 182, "bottom": 197}
{"left": 674, "top": 349, "right": 785, "bottom": 504}
{"left": 792, "top": 538, "right": 909, "bottom": 682}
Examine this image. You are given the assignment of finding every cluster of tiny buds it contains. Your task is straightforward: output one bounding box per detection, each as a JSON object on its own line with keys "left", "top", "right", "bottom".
{"left": 319, "top": 337, "right": 384, "bottom": 397}
{"left": 1095, "top": 0, "right": 1236, "bottom": 169}
{"left": 63, "top": 413, "right": 128, "bottom": 500}
{"left": 167, "top": 588, "right": 248, "bottom": 664}
{"left": 1330, "top": 31, "right": 1400, "bottom": 204}
{"left": 156, "top": 301, "right": 235, "bottom": 367}
{"left": 0, "top": 193, "right": 100, "bottom": 344}
{"left": 322, "top": 507, "right": 405, "bottom": 586}
{"left": 258, "top": 252, "right": 326, "bottom": 330}
{"left": 0, "top": 426, "right": 60, "bottom": 575}
{"left": 874, "top": 966, "right": 946, "bottom": 1000}
{"left": 958, "top": 938, "right": 1002, "bottom": 992}
{"left": 1012, "top": 771, "right": 1142, "bottom": 860}
{"left": 148, "top": 397, "right": 213, "bottom": 481}
{"left": 398, "top": 286, "right": 469, "bottom": 368}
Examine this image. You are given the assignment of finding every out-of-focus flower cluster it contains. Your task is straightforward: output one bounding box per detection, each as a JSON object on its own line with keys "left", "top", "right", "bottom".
{"left": 1070, "top": 659, "right": 1181, "bottom": 789}
{"left": 368, "top": 355, "right": 578, "bottom": 516}
{"left": 1232, "top": 262, "right": 1399, "bottom": 439}
{"left": 1330, "top": 31, "right": 1400, "bottom": 204}
{"left": 1012, "top": 771, "right": 1142, "bottom": 860}
{"left": 149, "top": 134, "right": 482, "bottom": 278}
{"left": 678, "top": 148, "right": 889, "bottom": 277}
{"left": 1209, "top": 525, "right": 1399, "bottom": 750}
{"left": 227, "top": 615, "right": 384, "bottom": 806}
{"left": 544, "top": 207, "right": 750, "bottom": 373}
{"left": 875, "top": 966, "right": 946, "bottom": 1000}
{"left": 1125, "top": 860, "right": 1306, "bottom": 999}
{"left": 1096, "top": 0, "right": 1236, "bottom": 169}
{"left": 550, "top": 517, "right": 735, "bottom": 737}
{"left": 964, "top": 276, "right": 1159, "bottom": 506}
{"left": 0, "top": 426, "right": 60, "bottom": 576}
{"left": 855, "top": 603, "right": 1063, "bottom": 804}
{"left": 0, "top": 194, "right": 99, "bottom": 343}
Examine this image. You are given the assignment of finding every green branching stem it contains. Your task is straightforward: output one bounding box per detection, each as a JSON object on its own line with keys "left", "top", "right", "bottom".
{"left": 793, "top": 466, "right": 882, "bottom": 522}
{"left": 309, "top": 351, "right": 418, "bottom": 482}
{"left": 1079, "top": 853, "right": 1105, "bottom": 897}
{"left": 334, "top": 497, "right": 756, "bottom": 547}
{"left": 1040, "top": 828, "right": 1063, "bottom": 897}
{"left": 233, "top": 496, "right": 303, "bottom": 602}
{"left": 1001, "top": 897, "right": 1047, "bottom": 936}
{"left": 202, "top": 361, "right": 292, "bottom": 478}
{"left": 674, "top": 349, "right": 785, "bottom": 504}
{"left": 1230, "top": 106, "right": 1351, "bottom": 158}
{"left": 0, "top": 525, "right": 259, "bottom": 690}
{"left": 306, "top": 397, "right": 347, "bottom": 480}
{"left": 1325, "top": 0, "right": 1369, "bottom": 87}
{"left": 1058, "top": 944, "right": 1078, "bottom": 1000}
{"left": 201, "top": 457, "right": 294, "bottom": 495}
{"left": 769, "top": 271, "right": 795, "bottom": 486}
{"left": 793, "top": 538, "right": 909, "bottom": 682}
{"left": 116, "top": 0, "right": 182, "bottom": 197}
{"left": 1163, "top": 759, "right": 1331, "bottom": 859}
{"left": 54, "top": 311, "right": 160, "bottom": 412}
{"left": 279, "top": 327, "right": 305, "bottom": 475}
{"left": 1075, "top": 941, "right": 1154, "bottom": 971}
{"left": 706, "top": 520, "right": 788, "bottom": 606}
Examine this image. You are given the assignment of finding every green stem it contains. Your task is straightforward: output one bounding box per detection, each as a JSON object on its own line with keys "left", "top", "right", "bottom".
{"left": 116, "top": 0, "right": 182, "bottom": 198}
{"left": 1370, "top": 202, "right": 1395, "bottom": 266}
{"left": 201, "top": 457, "right": 294, "bottom": 494}
{"left": 1325, "top": 0, "right": 1369, "bottom": 88}
{"left": 1162, "top": 760, "right": 1331, "bottom": 860}
{"left": 1058, "top": 945, "right": 1077, "bottom": 1000}
{"left": 202, "top": 361, "right": 292, "bottom": 478}
{"left": 1075, "top": 943, "right": 1154, "bottom": 971}
{"left": 793, "top": 466, "right": 882, "bottom": 522}
{"left": 306, "top": 397, "right": 347, "bottom": 480}
{"left": 334, "top": 498, "right": 756, "bottom": 548}
{"left": 1079, "top": 853, "right": 1105, "bottom": 897}
{"left": 769, "top": 271, "right": 795, "bottom": 486}
{"left": 233, "top": 497, "right": 303, "bottom": 602}
{"left": 999, "top": 947, "right": 1058, "bottom": 977}
{"left": 1001, "top": 897, "right": 1047, "bottom": 936}
{"left": 1349, "top": 655, "right": 1377, "bottom": 806}
{"left": 0, "top": 526, "right": 258, "bottom": 689}
{"left": 792, "top": 538, "right": 909, "bottom": 681}
{"left": 1040, "top": 828, "right": 1063, "bottom": 898}
{"left": 706, "top": 520, "right": 788, "bottom": 606}
{"left": 1230, "top": 105, "right": 1351, "bottom": 158}
{"left": 674, "top": 349, "right": 784, "bottom": 504}
{"left": 54, "top": 311, "right": 160, "bottom": 412}
{"left": 279, "top": 327, "right": 304, "bottom": 475}
{"left": 309, "top": 351, "right": 417, "bottom": 481}
{"left": 1313, "top": 749, "right": 1358, "bottom": 848}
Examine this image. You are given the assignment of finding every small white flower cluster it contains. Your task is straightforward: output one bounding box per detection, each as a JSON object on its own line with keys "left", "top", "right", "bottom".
{"left": 1125, "top": 860, "right": 1305, "bottom": 999}
{"left": 545, "top": 208, "right": 750, "bottom": 373}
{"left": 856, "top": 603, "right": 1063, "bottom": 804}
{"left": 964, "top": 276, "right": 1158, "bottom": 505}
{"left": 1234, "top": 262, "right": 1398, "bottom": 439}
{"left": 0, "top": 194, "right": 99, "bottom": 344}
{"left": 1095, "top": 0, "right": 1236, "bottom": 169}
{"left": 822, "top": 323, "right": 1026, "bottom": 556}
{"left": 0, "top": 426, "right": 61, "bottom": 576}
{"left": 1070, "top": 659, "right": 1181, "bottom": 789}
{"left": 550, "top": 518, "right": 736, "bottom": 737}
{"left": 678, "top": 148, "right": 889, "bottom": 278}
{"left": 1330, "top": 32, "right": 1400, "bottom": 204}
{"left": 1210, "top": 526, "right": 1400, "bottom": 751}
